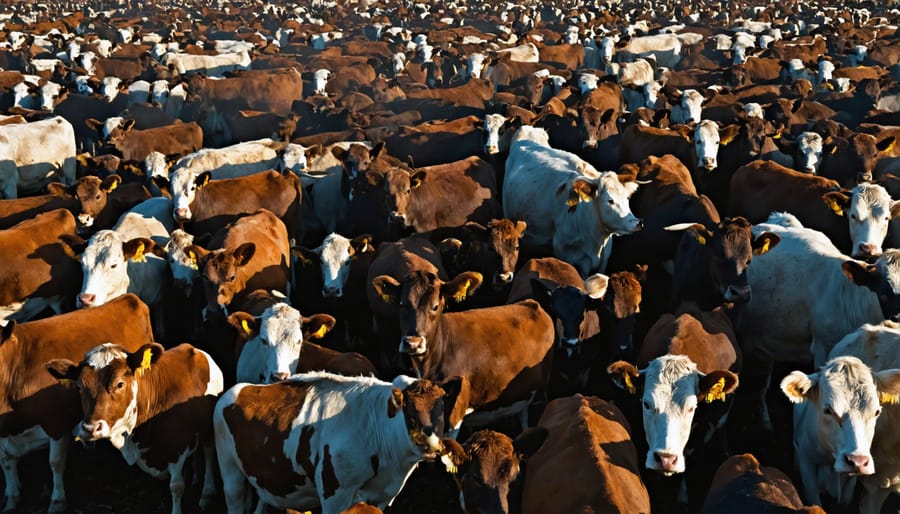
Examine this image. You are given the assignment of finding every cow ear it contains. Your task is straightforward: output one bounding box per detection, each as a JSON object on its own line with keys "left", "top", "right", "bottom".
{"left": 719, "top": 124, "right": 741, "bottom": 146}
{"left": 372, "top": 275, "right": 401, "bottom": 304}
{"left": 350, "top": 234, "right": 375, "bottom": 256}
{"left": 126, "top": 343, "right": 165, "bottom": 375}
{"left": 227, "top": 311, "right": 260, "bottom": 339}
{"left": 664, "top": 222, "right": 710, "bottom": 245}
{"left": 46, "top": 359, "right": 82, "bottom": 383}
{"left": 781, "top": 370, "right": 818, "bottom": 403}
{"left": 365, "top": 171, "right": 382, "bottom": 187}
{"left": 842, "top": 260, "right": 881, "bottom": 291}
{"left": 878, "top": 136, "right": 896, "bottom": 154}
{"left": 440, "top": 375, "right": 470, "bottom": 431}
{"left": 59, "top": 234, "right": 87, "bottom": 261}
{"left": 122, "top": 119, "right": 136, "bottom": 132}
{"left": 890, "top": 200, "right": 900, "bottom": 219}
{"left": 291, "top": 246, "right": 319, "bottom": 268}
{"left": 874, "top": 369, "right": 900, "bottom": 406}
{"left": 440, "top": 438, "right": 467, "bottom": 474}
{"left": 123, "top": 238, "right": 160, "bottom": 262}
{"left": 822, "top": 191, "right": 851, "bottom": 217}
{"left": 183, "top": 245, "right": 210, "bottom": 270}
{"left": 772, "top": 134, "right": 796, "bottom": 154}
{"left": 607, "top": 360, "right": 642, "bottom": 394}
{"left": 46, "top": 182, "right": 71, "bottom": 197}
{"left": 675, "top": 124, "right": 693, "bottom": 142}
{"left": 513, "top": 427, "right": 549, "bottom": 462}
{"left": 752, "top": 232, "right": 780, "bottom": 256}
{"left": 151, "top": 176, "right": 171, "bottom": 193}
{"left": 85, "top": 118, "right": 102, "bottom": 130}
{"left": 699, "top": 370, "right": 739, "bottom": 403}
{"left": 331, "top": 146, "right": 347, "bottom": 162}
{"left": 441, "top": 271, "right": 483, "bottom": 302}
{"left": 195, "top": 171, "right": 211, "bottom": 188}
{"left": 371, "top": 141, "right": 387, "bottom": 158}
{"left": 304, "top": 144, "right": 324, "bottom": 160}
{"left": 0, "top": 321, "right": 13, "bottom": 342}
{"left": 567, "top": 179, "right": 597, "bottom": 210}
{"left": 584, "top": 273, "right": 609, "bottom": 299}
{"left": 515, "top": 220, "right": 527, "bottom": 237}
{"left": 439, "top": 237, "right": 463, "bottom": 258}
{"left": 632, "top": 264, "right": 649, "bottom": 282}
{"left": 823, "top": 139, "right": 841, "bottom": 156}
{"left": 600, "top": 108, "right": 616, "bottom": 124}
{"left": 302, "top": 314, "right": 336, "bottom": 340}
{"left": 387, "top": 387, "right": 404, "bottom": 418}
{"left": 530, "top": 278, "right": 557, "bottom": 314}
{"left": 232, "top": 243, "right": 256, "bottom": 266}
{"left": 410, "top": 171, "right": 427, "bottom": 189}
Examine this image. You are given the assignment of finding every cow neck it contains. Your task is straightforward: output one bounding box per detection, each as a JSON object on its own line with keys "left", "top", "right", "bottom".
{"left": 408, "top": 313, "right": 450, "bottom": 380}
{"left": 0, "top": 335, "right": 25, "bottom": 414}
{"left": 131, "top": 361, "right": 181, "bottom": 427}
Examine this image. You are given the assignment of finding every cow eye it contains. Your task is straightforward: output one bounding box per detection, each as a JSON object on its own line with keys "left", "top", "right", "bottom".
{"left": 432, "top": 303, "right": 439, "bottom": 312}
{"left": 228, "top": 275, "right": 236, "bottom": 282}
{"left": 850, "top": 214, "right": 859, "bottom": 221}
{"left": 875, "top": 408, "right": 883, "bottom": 417}
{"left": 608, "top": 199, "right": 615, "bottom": 205}
{"left": 95, "top": 194, "right": 101, "bottom": 200}
{"left": 111, "top": 263, "right": 118, "bottom": 269}
{"left": 116, "top": 381, "right": 125, "bottom": 390}
{"left": 824, "top": 406, "right": 834, "bottom": 417}
{"left": 642, "top": 401, "right": 651, "bottom": 410}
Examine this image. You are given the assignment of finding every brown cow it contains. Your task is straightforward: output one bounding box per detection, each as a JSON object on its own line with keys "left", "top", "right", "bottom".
{"left": 0, "top": 190, "right": 78, "bottom": 229}
{"left": 105, "top": 120, "right": 203, "bottom": 163}
{"left": 46, "top": 342, "right": 223, "bottom": 514}
{"left": 185, "top": 68, "right": 304, "bottom": 116}
{"left": 703, "top": 454, "right": 826, "bottom": 514}
{"left": 47, "top": 174, "right": 151, "bottom": 234}
{"left": 521, "top": 394, "right": 651, "bottom": 514}
{"left": 184, "top": 209, "right": 291, "bottom": 317}
{"left": 0, "top": 294, "right": 153, "bottom": 513}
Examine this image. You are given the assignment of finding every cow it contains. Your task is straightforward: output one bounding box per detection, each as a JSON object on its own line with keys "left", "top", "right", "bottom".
{"left": 438, "top": 428, "right": 548, "bottom": 514}
{"left": 0, "top": 294, "right": 153, "bottom": 513}
{"left": 0, "top": 115, "right": 76, "bottom": 198}
{"left": 182, "top": 209, "right": 291, "bottom": 318}
{"left": 703, "top": 454, "right": 826, "bottom": 514}
{"left": 47, "top": 174, "right": 152, "bottom": 234}
{"left": 105, "top": 121, "right": 203, "bottom": 164}
{"left": 520, "top": 394, "right": 651, "bottom": 514}
{"left": 166, "top": 138, "right": 289, "bottom": 180}
{"left": 214, "top": 373, "right": 467, "bottom": 513}
{"left": 371, "top": 269, "right": 554, "bottom": 429}
{"left": 45, "top": 342, "right": 224, "bottom": 514}
{"left": 503, "top": 126, "right": 642, "bottom": 276}
{"left": 775, "top": 131, "right": 896, "bottom": 186}
{"left": 0, "top": 190, "right": 78, "bottom": 230}
{"left": 227, "top": 302, "right": 375, "bottom": 383}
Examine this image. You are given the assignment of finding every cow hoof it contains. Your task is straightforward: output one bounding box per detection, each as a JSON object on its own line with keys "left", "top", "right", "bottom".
{"left": 48, "top": 500, "right": 66, "bottom": 513}
{"left": 2, "top": 496, "right": 20, "bottom": 513}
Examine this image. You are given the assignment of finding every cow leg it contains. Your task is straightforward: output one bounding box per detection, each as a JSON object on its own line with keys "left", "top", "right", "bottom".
{"left": 859, "top": 483, "right": 890, "bottom": 514}
{"left": 47, "top": 437, "right": 68, "bottom": 513}
{"left": 218, "top": 450, "right": 247, "bottom": 514}
{"left": 0, "top": 450, "right": 20, "bottom": 512}
{"left": 167, "top": 448, "right": 190, "bottom": 514}
{"left": 0, "top": 427, "right": 50, "bottom": 511}
{"left": 759, "top": 358, "right": 774, "bottom": 432}
{"left": 199, "top": 441, "right": 217, "bottom": 511}
{"left": 252, "top": 499, "right": 267, "bottom": 514}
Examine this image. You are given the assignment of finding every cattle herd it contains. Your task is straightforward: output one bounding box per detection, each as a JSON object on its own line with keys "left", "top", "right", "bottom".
{"left": 9, "top": 0, "right": 900, "bottom": 513}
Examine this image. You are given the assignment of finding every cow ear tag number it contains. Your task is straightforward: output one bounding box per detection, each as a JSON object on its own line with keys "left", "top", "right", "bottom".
{"left": 705, "top": 377, "right": 726, "bottom": 403}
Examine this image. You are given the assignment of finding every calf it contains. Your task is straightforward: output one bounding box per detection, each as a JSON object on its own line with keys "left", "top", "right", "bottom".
{"left": 46, "top": 342, "right": 224, "bottom": 514}
{"left": 48, "top": 174, "right": 152, "bottom": 234}
{"left": 214, "top": 373, "right": 465, "bottom": 513}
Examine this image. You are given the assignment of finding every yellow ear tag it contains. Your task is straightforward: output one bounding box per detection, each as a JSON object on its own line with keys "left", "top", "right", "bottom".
{"left": 828, "top": 199, "right": 844, "bottom": 217}
{"left": 453, "top": 279, "right": 471, "bottom": 302}
{"left": 753, "top": 238, "right": 770, "bottom": 256}
{"left": 695, "top": 234, "right": 707, "bottom": 246}
{"left": 188, "top": 251, "right": 199, "bottom": 270}
{"left": 311, "top": 324, "right": 328, "bottom": 339}
{"left": 880, "top": 392, "right": 900, "bottom": 405}
{"left": 240, "top": 319, "right": 252, "bottom": 335}
{"left": 106, "top": 180, "right": 118, "bottom": 193}
{"left": 441, "top": 453, "right": 458, "bottom": 475}
{"left": 59, "top": 378, "right": 74, "bottom": 388}
{"left": 138, "top": 347, "right": 153, "bottom": 375}
{"left": 705, "top": 377, "right": 727, "bottom": 403}
{"left": 381, "top": 293, "right": 393, "bottom": 303}
{"left": 885, "top": 141, "right": 896, "bottom": 154}
{"left": 830, "top": 145, "right": 838, "bottom": 155}
{"left": 624, "top": 373, "right": 637, "bottom": 394}
{"left": 772, "top": 132, "right": 782, "bottom": 140}
{"left": 566, "top": 196, "right": 579, "bottom": 208}
{"left": 131, "top": 242, "right": 146, "bottom": 263}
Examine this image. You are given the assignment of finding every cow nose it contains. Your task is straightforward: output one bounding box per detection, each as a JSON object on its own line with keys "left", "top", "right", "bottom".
{"left": 498, "top": 272, "right": 513, "bottom": 283}
{"left": 857, "top": 243, "right": 880, "bottom": 259}
{"left": 582, "top": 139, "right": 598, "bottom": 149}
{"left": 702, "top": 157, "right": 716, "bottom": 169}
{"left": 858, "top": 171, "right": 873, "bottom": 182}
{"left": 845, "top": 453, "right": 872, "bottom": 474}
{"left": 400, "top": 336, "right": 426, "bottom": 354}
{"left": 484, "top": 144, "right": 499, "bottom": 154}
{"left": 270, "top": 372, "right": 289, "bottom": 382}
{"left": 174, "top": 208, "right": 190, "bottom": 220}
{"left": 724, "top": 285, "right": 752, "bottom": 302}
{"left": 388, "top": 211, "right": 406, "bottom": 223}
{"left": 83, "top": 420, "right": 109, "bottom": 440}
{"left": 636, "top": 218, "right": 644, "bottom": 230}
{"left": 655, "top": 452, "right": 679, "bottom": 471}
{"left": 322, "top": 286, "right": 342, "bottom": 298}
{"left": 78, "top": 293, "right": 95, "bottom": 307}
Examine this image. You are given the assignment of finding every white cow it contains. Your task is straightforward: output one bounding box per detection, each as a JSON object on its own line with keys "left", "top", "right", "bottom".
{"left": 503, "top": 126, "right": 642, "bottom": 276}
{"left": 0, "top": 116, "right": 77, "bottom": 198}
{"left": 161, "top": 51, "right": 251, "bottom": 77}
{"left": 617, "top": 33, "right": 683, "bottom": 68}
{"left": 671, "top": 89, "right": 705, "bottom": 124}
{"left": 825, "top": 183, "right": 900, "bottom": 259}
{"left": 296, "top": 233, "right": 375, "bottom": 299}
{"left": 312, "top": 69, "right": 331, "bottom": 95}
{"left": 298, "top": 142, "right": 374, "bottom": 235}
{"left": 497, "top": 42, "right": 540, "bottom": 62}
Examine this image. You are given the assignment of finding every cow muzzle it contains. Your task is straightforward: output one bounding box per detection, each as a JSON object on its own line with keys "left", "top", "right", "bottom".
{"left": 173, "top": 208, "right": 191, "bottom": 221}
{"left": 80, "top": 420, "right": 110, "bottom": 441}
{"left": 652, "top": 451, "right": 682, "bottom": 475}
{"left": 269, "top": 372, "right": 290, "bottom": 383}
{"left": 838, "top": 452, "right": 875, "bottom": 475}
{"left": 582, "top": 139, "right": 598, "bottom": 149}
{"left": 77, "top": 293, "right": 96, "bottom": 308}
{"left": 322, "top": 286, "right": 343, "bottom": 298}
{"left": 484, "top": 144, "right": 499, "bottom": 155}
{"left": 723, "top": 285, "right": 751, "bottom": 303}
{"left": 388, "top": 211, "right": 407, "bottom": 224}
{"left": 854, "top": 243, "right": 881, "bottom": 260}
{"left": 77, "top": 214, "right": 94, "bottom": 228}
{"left": 400, "top": 335, "right": 427, "bottom": 355}
{"left": 701, "top": 158, "right": 716, "bottom": 171}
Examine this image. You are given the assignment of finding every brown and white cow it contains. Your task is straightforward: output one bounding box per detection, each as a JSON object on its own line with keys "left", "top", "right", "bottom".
{"left": 214, "top": 372, "right": 466, "bottom": 513}
{"left": 0, "top": 294, "right": 153, "bottom": 513}
{"left": 105, "top": 121, "right": 203, "bottom": 163}
{"left": 46, "top": 342, "right": 223, "bottom": 514}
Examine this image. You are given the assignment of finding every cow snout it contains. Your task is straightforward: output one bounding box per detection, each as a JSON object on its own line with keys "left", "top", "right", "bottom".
{"left": 497, "top": 271, "right": 514, "bottom": 283}
{"left": 400, "top": 335, "right": 427, "bottom": 355}
{"left": 174, "top": 208, "right": 190, "bottom": 220}
{"left": 845, "top": 453, "right": 874, "bottom": 475}
{"left": 484, "top": 144, "right": 499, "bottom": 155}
{"left": 582, "top": 139, "right": 598, "bottom": 149}
{"left": 77, "top": 214, "right": 94, "bottom": 227}
{"left": 322, "top": 286, "right": 343, "bottom": 298}
{"left": 269, "top": 372, "right": 290, "bottom": 382}
{"left": 78, "top": 293, "right": 96, "bottom": 308}
{"left": 855, "top": 243, "right": 881, "bottom": 259}
{"left": 388, "top": 211, "right": 406, "bottom": 224}
{"left": 724, "top": 285, "right": 751, "bottom": 303}
{"left": 82, "top": 420, "right": 110, "bottom": 440}
{"left": 858, "top": 171, "right": 873, "bottom": 182}
{"left": 701, "top": 157, "right": 716, "bottom": 170}
{"left": 654, "top": 451, "right": 679, "bottom": 473}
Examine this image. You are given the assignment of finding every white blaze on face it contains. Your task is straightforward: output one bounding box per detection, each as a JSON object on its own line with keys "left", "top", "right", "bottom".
{"left": 694, "top": 120, "right": 722, "bottom": 170}
{"left": 312, "top": 69, "right": 331, "bottom": 95}
{"left": 578, "top": 73, "right": 599, "bottom": 95}
{"left": 79, "top": 231, "right": 131, "bottom": 308}
{"left": 39, "top": 82, "right": 62, "bottom": 111}
{"left": 150, "top": 80, "right": 169, "bottom": 105}
{"left": 102, "top": 117, "right": 125, "bottom": 140}
{"left": 849, "top": 183, "right": 897, "bottom": 259}
{"left": 787, "top": 59, "right": 807, "bottom": 81}
{"left": 79, "top": 51, "right": 97, "bottom": 75}
{"left": 417, "top": 43, "right": 433, "bottom": 61}
{"left": 259, "top": 303, "right": 304, "bottom": 382}
{"left": 680, "top": 90, "right": 704, "bottom": 124}
{"left": 317, "top": 233, "right": 354, "bottom": 297}
{"left": 732, "top": 44, "right": 747, "bottom": 65}
{"left": 165, "top": 229, "right": 198, "bottom": 288}
{"left": 597, "top": 172, "right": 642, "bottom": 234}
{"left": 145, "top": 151, "right": 167, "bottom": 179}
{"left": 467, "top": 52, "right": 486, "bottom": 78}
{"left": 169, "top": 168, "right": 200, "bottom": 220}
{"left": 564, "top": 26, "right": 579, "bottom": 45}
{"left": 549, "top": 75, "right": 567, "bottom": 93}
{"left": 12, "top": 82, "right": 32, "bottom": 108}
{"left": 796, "top": 132, "right": 824, "bottom": 173}
{"left": 643, "top": 81, "right": 661, "bottom": 108}
{"left": 79, "top": 344, "right": 138, "bottom": 449}
{"left": 641, "top": 355, "right": 701, "bottom": 475}
{"left": 75, "top": 76, "right": 93, "bottom": 95}
{"left": 781, "top": 356, "right": 885, "bottom": 476}
{"left": 483, "top": 113, "right": 507, "bottom": 155}
{"left": 818, "top": 60, "right": 835, "bottom": 83}
{"left": 743, "top": 103, "right": 763, "bottom": 119}
{"left": 392, "top": 52, "right": 407, "bottom": 75}
{"left": 100, "top": 77, "right": 122, "bottom": 102}
{"left": 282, "top": 143, "right": 308, "bottom": 172}
{"left": 599, "top": 36, "right": 615, "bottom": 62}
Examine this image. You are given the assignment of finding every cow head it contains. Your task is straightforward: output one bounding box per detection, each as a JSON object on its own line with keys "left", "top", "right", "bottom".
{"left": 781, "top": 356, "right": 900, "bottom": 476}
{"left": 481, "top": 114, "right": 517, "bottom": 155}
{"left": 77, "top": 231, "right": 163, "bottom": 308}
{"left": 440, "top": 220, "right": 526, "bottom": 289}
{"left": 39, "top": 81, "right": 63, "bottom": 111}
{"left": 608, "top": 355, "right": 738, "bottom": 475}
{"left": 601, "top": 270, "right": 644, "bottom": 356}
{"left": 163, "top": 229, "right": 200, "bottom": 292}
{"left": 564, "top": 172, "right": 643, "bottom": 235}
{"left": 47, "top": 342, "right": 166, "bottom": 449}
{"left": 467, "top": 52, "right": 486, "bottom": 79}
{"left": 580, "top": 106, "right": 619, "bottom": 149}
{"left": 186, "top": 242, "right": 257, "bottom": 314}
{"left": 333, "top": 143, "right": 384, "bottom": 183}
{"left": 531, "top": 274, "right": 608, "bottom": 353}
{"left": 312, "top": 69, "right": 331, "bottom": 95}
{"left": 155, "top": 169, "right": 210, "bottom": 222}
{"left": 842, "top": 249, "right": 900, "bottom": 322}
{"left": 668, "top": 88, "right": 704, "bottom": 125}
{"left": 293, "top": 233, "right": 375, "bottom": 299}
{"left": 440, "top": 429, "right": 548, "bottom": 514}
{"left": 824, "top": 184, "right": 900, "bottom": 259}
{"left": 228, "top": 303, "right": 335, "bottom": 383}
{"left": 682, "top": 120, "right": 740, "bottom": 172}
{"left": 99, "top": 76, "right": 124, "bottom": 102}
{"left": 391, "top": 375, "right": 469, "bottom": 457}
{"left": 372, "top": 270, "right": 483, "bottom": 355}
{"left": 372, "top": 167, "right": 423, "bottom": 226}
{"left": 794, "top": 132, "right": 824, "bottom": 174}
{"left": 578, "top": 73, "right": 600, "bottom": 95}
{"left": 48, "top": 175, "right": 122, "bottom": 231}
